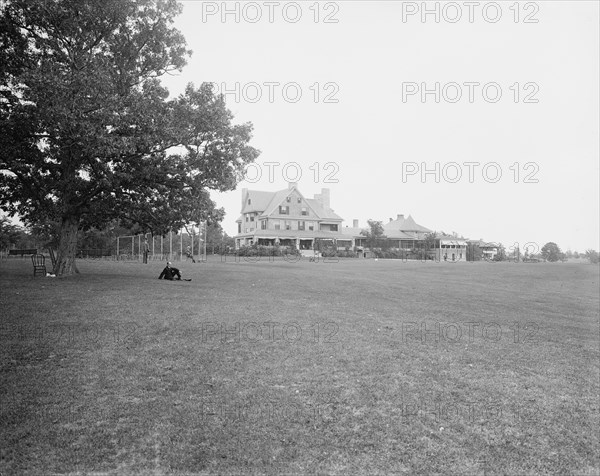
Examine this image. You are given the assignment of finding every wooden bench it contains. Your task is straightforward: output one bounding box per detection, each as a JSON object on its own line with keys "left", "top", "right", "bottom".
{"left": 8, "top": 248, "right": 37, "bottom": 257}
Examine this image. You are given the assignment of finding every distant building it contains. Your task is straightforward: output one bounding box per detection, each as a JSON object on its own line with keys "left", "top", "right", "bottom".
{"left": 234, "top": 183, "right": 346, "bottom": 250}
{"left": 437, "top": 235, "right": 468, "bottom": 262}
{"left": 466, "top": 240, "right": 499, "bottom": 261}
{"left": 234, "top": 183, "right": 487, "bottom": 261}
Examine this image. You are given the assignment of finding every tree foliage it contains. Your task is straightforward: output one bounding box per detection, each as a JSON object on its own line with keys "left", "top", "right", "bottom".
{"left": 0, "top": 216, "right": 22, "bottom": 249}
{"left": 360, "top": 219, "right": 386, "bottom": 250}
{"left": 585, "top": 249, "right": 599, "bottom": 265}
{"left": 424, "top": 232, "right": 438, "bottom": 250}
{"left": 541, "top": 242, "right": 562, "bottom": 262}
{"left": 493, "top": 243, "right": 507, "bottom": 261}
{"left": 0, "top": 0, "right": 259, "bottom": 275}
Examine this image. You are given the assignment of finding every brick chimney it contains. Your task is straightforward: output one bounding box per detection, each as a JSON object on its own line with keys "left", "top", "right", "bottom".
{"left": 288, "top": 182, "right": 297, "bottom": 190}
{"left": 315, "top": 188, "right": 330, "bottom": 210}
{"left": 353, "top": 219, "right": 359, "bottom": 228}
{"left": 242, "top": 188, "right": 248, "bottom": 208}
{"left": 397, "top": 214, "right": 404, "bottom": 220}
{"left": 320, "top": 188, "right": 330, "bottom": 210}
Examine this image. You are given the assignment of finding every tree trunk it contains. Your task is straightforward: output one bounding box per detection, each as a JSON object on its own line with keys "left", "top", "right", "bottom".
{"left": 54, "top": 216, "right": 80, "bottom": 276}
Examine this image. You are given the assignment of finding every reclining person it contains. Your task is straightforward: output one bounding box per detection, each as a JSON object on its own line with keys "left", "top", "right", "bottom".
{"left": 158, "top": 262, "right": 182, "bottom": 280}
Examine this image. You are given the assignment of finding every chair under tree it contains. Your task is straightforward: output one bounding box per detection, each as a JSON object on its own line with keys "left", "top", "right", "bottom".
{"left": 31, "top": 254, "right": 46, "bottom": 277}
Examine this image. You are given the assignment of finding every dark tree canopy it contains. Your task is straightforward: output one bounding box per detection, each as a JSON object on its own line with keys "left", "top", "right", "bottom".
{"left": 0, "top": 0, "right": 260, "bottom": 275}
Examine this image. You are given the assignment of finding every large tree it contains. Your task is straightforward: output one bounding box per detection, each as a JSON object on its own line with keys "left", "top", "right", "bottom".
{"left": 0, "top": 0, "right": 259, "bottom": 275}
{"left": 541, "top": 242, "right": 563, "bottom": 262}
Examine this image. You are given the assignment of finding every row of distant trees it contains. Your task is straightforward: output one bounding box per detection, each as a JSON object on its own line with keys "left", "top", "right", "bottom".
{"left": 359, "top": 219, "right": 599, "bottom": 264}
{"left": 494, "top": 242, "right": 598, "bottom": 264}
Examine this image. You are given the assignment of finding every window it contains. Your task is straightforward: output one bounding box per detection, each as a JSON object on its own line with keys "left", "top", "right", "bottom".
{"left": 275, "top": 222, "right": 281, "bottom": 230}
{"left": 285, "top": 221, "right": 291, "bottom": 230}
{"left": 331, "top": 224, "right": 338, "bottom": 232}
{"left": 286, "top": 196, "right": 291, "bottom": 202}
{"left": 301, "top": 207, "right": 308, "bottom": 216}
{"left": 297, "top": 198, "right": 301, "bottom": 203}
{"left": 250, "top": 216, "right": 254, "bottom": 222}
{"left": 279, "top": 205, "right": 289, "bottom": 215}
{"left": 261, "top": 220, "right": 267, "bottom": 230}
{"left": 245, "top": 228, "right": 249, "bottom": 233}
{"left": 238, "top": 223, "right": 241, "bottom": 233}
{"left": 308, "top": 222, "right": 314, "bottom": 231}
{"left": 247, "top": 198, "right": 251, "bottom": 205}
{"left": 299, "top": 221, "right": 305, "bottom": 231}
{"left": 245, "top": 216, "right": 249, "bottom": 222}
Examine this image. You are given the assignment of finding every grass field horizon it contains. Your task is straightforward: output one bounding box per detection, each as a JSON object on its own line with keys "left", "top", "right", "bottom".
{"left": 1, "top": 257, "right": 599, "bottom": 475}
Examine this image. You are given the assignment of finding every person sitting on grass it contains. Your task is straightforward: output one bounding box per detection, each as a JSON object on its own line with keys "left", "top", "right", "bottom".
{"left": 158, "top": 262, "right": 191, "bottom": 281}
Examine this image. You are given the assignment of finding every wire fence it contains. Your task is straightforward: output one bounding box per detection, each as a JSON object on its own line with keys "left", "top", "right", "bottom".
{"left": 1, "top": 229, "right": 211, "bottom": 262}
{"left": 114, "top": 232, "right": 207, "bottom": 262}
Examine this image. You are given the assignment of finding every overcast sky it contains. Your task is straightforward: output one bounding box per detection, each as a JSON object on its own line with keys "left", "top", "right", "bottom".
{"left": 137, "top": 1, "right": 599, "bottom": 251}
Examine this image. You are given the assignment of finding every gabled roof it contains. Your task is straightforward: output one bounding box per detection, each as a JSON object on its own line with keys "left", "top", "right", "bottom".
{"left": 305, "top": 198, "right": 342, "bottom": 221}
{"left": 383, "top": 215, "right": 432, "bottom": 233}
{"left": 241, "top": 190, "right": 276, "bottom": 214}
{"left": 241, "top": 185, "right": 343, "bottom": 221}
{"left": 341, "top": 226, "right": 366, "bottom": 237}
{"left": 385, "top": 230, "right": 421, "bottom": 240}
{"left": 261, "top": 189, "right": 293, "bottom": 217}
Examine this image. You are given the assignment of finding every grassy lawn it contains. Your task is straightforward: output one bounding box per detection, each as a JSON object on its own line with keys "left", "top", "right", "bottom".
{"left": 1, "top": 256, "right": 598, "bottom": 475}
